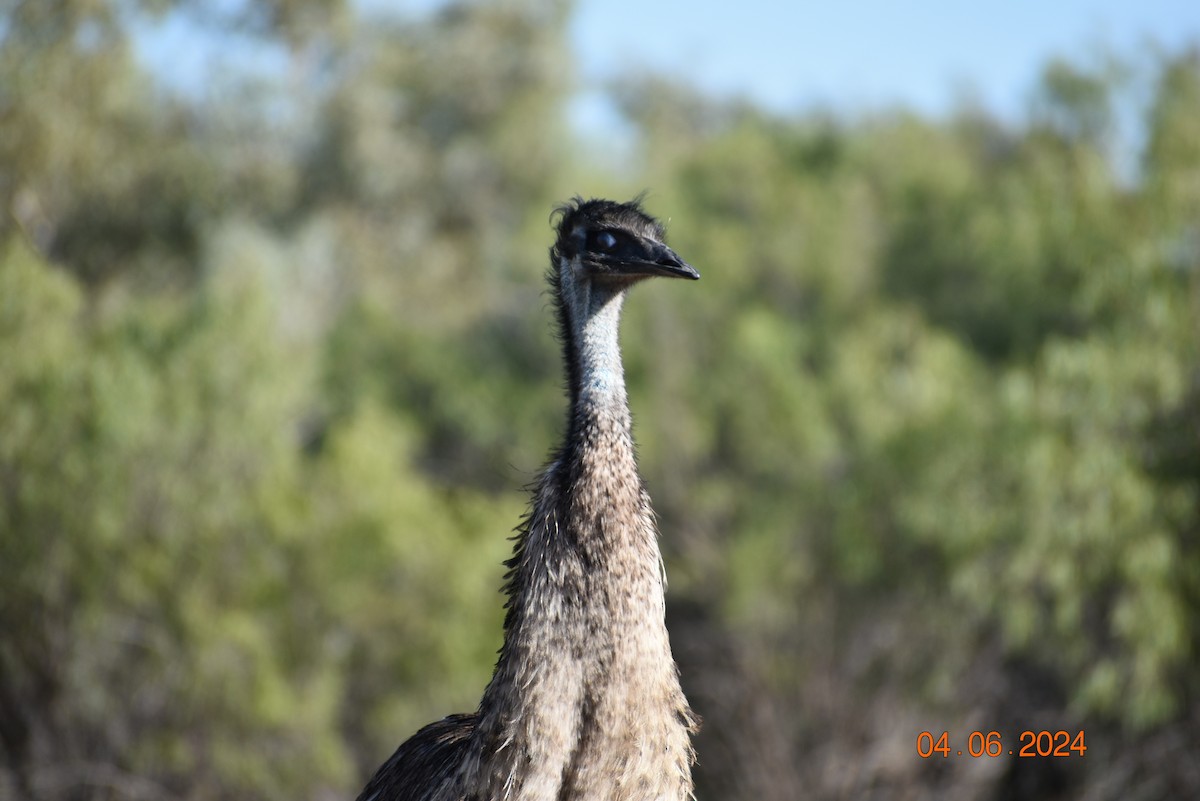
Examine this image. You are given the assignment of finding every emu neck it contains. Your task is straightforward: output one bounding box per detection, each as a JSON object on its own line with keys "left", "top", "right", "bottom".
{"left": 568, "top": 279, "right": 631, "bottom": 423}
{"left": 463, "top": 269, "right": 693, "bottom": 799}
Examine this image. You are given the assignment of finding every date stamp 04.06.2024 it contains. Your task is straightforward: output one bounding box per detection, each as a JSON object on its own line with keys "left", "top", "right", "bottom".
{"left": 917, "top": 730, "right": 1087, "bottom": 759}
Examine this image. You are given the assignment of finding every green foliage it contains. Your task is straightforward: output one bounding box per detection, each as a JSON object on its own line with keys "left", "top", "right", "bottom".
{"left": 619, "top": 47, "right": 1200, "bottom": 746}
{"left": 2, "top": 1, "right": 1199, "bottom": 798}
{"left": 0, "top": 231, "right": 517, "bottom": 800}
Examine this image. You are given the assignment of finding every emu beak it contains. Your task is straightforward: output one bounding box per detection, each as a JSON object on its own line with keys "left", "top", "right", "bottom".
{"left": 619, "top": 242, "right": 700, "bottom": 281}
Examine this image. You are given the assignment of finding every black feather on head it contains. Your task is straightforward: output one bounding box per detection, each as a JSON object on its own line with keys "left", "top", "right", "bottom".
{"left": 550, "top": 195, "right": 666, "bottom": 266}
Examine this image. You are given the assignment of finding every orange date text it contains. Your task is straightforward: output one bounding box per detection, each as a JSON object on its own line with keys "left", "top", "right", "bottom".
{"left": 916, "top": 730, "right": 1086, "bottom": 758}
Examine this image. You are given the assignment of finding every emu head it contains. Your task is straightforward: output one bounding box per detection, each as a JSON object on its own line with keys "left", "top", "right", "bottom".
{"left": 551, "top": 197, "right": 699, "bottom": 289}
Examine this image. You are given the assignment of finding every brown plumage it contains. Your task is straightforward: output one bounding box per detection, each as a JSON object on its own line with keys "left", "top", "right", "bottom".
{"left": 356, "top": 197, "right": 699, "bottom": 801}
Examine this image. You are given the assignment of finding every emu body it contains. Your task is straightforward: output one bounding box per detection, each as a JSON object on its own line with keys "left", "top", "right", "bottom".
{"left": 356, "top": 198, "right": 698, "bottom": 801}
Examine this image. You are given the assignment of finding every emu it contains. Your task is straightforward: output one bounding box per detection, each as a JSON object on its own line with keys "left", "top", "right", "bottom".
{"left": 355, "top": 198, "right": 699, "bottom": 801}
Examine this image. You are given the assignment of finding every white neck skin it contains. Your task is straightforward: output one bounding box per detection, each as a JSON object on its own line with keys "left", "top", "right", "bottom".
{"left": 560, "top": 257, "right": 631, "bottom": 414}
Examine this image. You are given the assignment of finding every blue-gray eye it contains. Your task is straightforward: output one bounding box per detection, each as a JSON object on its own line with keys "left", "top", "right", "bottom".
{"left": 596, "top": 231, "right": 616, "bottom": 250}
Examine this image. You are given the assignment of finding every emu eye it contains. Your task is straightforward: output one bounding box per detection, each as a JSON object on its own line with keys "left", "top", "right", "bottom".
{"left": 595, "top": 231, "right": 617, "bottom": 251}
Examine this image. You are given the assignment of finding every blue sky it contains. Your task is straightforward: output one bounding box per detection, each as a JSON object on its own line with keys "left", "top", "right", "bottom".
{"left": 141, "top": 0, "right": 1200, "bottom": 125}
{"left": 569, "top": 0, "right": 1198, "bottom": 119}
